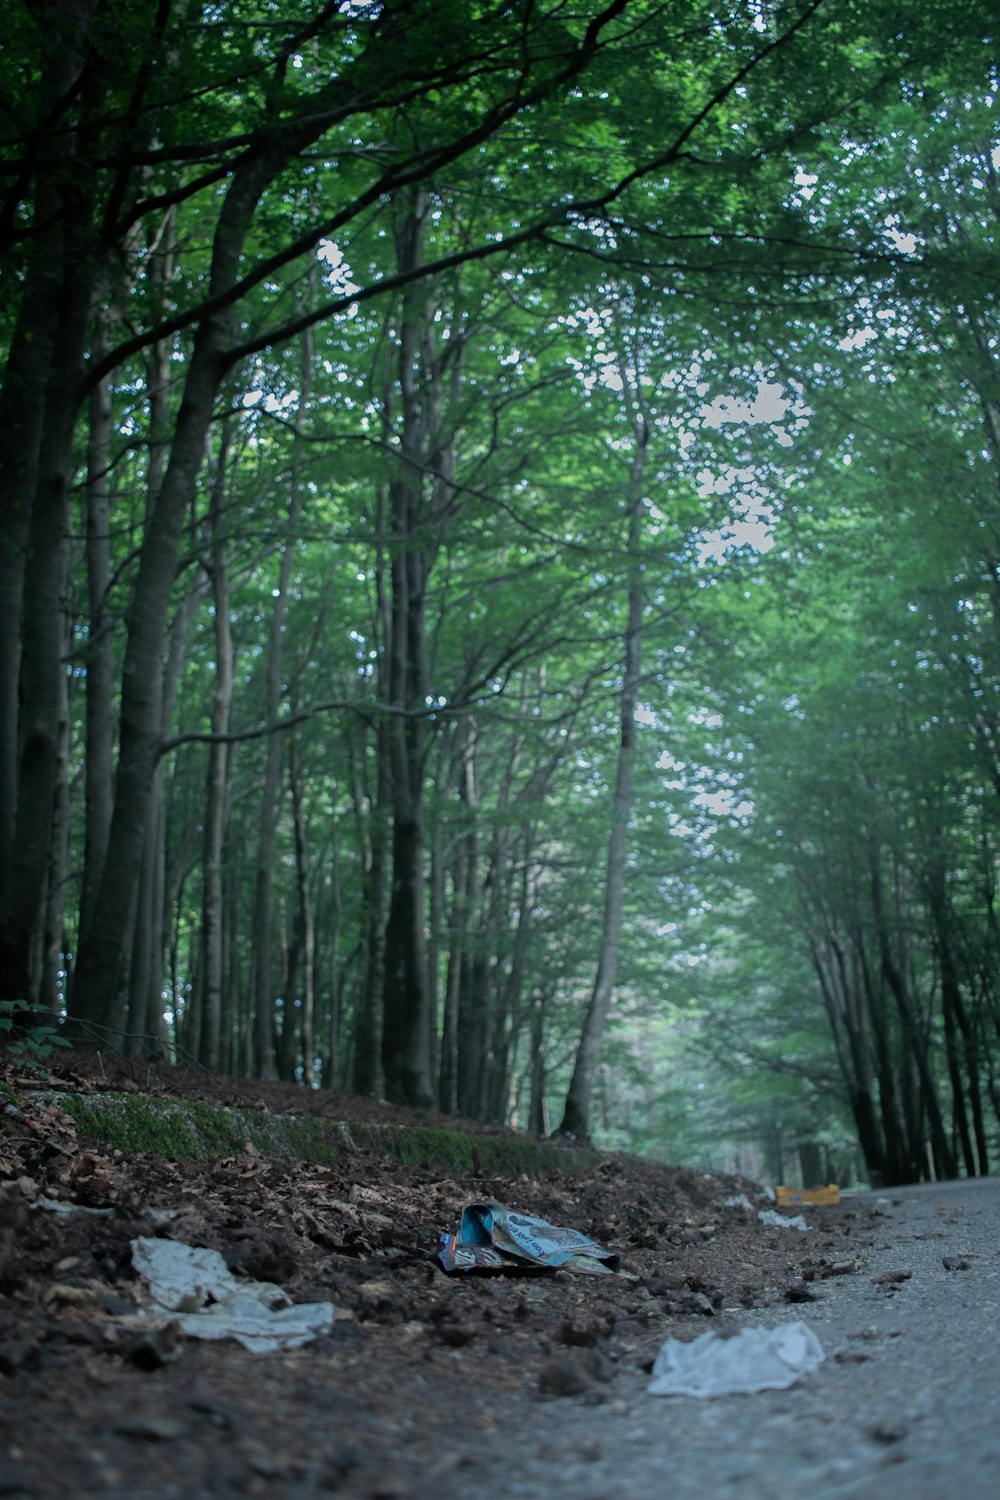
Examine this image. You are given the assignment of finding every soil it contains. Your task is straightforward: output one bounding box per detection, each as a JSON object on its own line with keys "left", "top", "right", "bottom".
{"left": 0, "top": 1050, "right": 879, "bottom": 1499}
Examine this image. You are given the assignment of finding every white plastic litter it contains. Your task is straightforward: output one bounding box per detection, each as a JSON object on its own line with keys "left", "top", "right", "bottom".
{"left": 758, "top": 1209, "right": 811, "bottom": 1231}
{"left": 34, "top": 1196, "right": 115, "bottom": 1217}
{"left": 723, "top": 1193, "right": 755, "bottom": 1212}
{"left": 131, "top": 1237, "right": 335, "bottom": 1353}
{"left": 648, "top": 1321, "right": 825, "bottom": 1398}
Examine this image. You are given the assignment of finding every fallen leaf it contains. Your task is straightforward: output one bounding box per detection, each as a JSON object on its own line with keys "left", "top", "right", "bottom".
{"left": 869, "top": 1269, "right": 912, "bottom": 1288}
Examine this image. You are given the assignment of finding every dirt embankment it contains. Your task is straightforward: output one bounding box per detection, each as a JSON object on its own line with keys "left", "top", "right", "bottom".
{"left": 0, "top": 1050, "right": 876, "bottom": 1498}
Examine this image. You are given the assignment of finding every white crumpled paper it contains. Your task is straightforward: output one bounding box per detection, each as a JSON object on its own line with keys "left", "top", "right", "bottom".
{"left": 648, "top": 1321, "right": 825, "bottom": 1398}
{"left": 758, "top": 1209, "right": 811, "bottom": 1231}
{"left": 131, "top": 1237, "right": 335, "bottom": 1353}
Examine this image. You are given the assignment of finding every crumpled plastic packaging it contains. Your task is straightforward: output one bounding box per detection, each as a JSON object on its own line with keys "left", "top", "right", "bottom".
{"left": 131, "top": 1236, "right": 335, "bottom": 1352}
{"left": 33, "top": 1196, "right": 115, "bottom": 1217}
{"left": 438, "top": 1200, "right": 631, "bottom": 1276}
{"left": 648, "top": 1321, "right": 825, "bottom": 1397}
{"left": 758, "top": 1209, "right": 811, "bottom": 1231}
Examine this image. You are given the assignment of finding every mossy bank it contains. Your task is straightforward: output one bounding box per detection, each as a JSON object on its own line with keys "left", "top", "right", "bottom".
{"left": 52, "top": 1090, "right": 600, "bottom": 1176}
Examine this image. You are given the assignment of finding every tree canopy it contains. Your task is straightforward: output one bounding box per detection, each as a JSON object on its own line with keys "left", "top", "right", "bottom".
{"left": 1, "top": 0, "right": 998, "bottom": 1180}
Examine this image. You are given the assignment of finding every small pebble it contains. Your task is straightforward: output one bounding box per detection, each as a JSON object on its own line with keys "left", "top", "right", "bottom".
{"left": 869, "top": 1419, "right": 909, "bottom": 1445}
{"left": 113, "top": 1414, "right": 188, "bottom": 1441}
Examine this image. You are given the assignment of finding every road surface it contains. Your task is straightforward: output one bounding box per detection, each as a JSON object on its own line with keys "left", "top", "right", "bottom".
{"left": 456, "top": 1176, "right": 1000, "bottom": 1500}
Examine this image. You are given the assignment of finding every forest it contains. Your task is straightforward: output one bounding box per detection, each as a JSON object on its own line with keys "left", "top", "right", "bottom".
{"left": 1, "top": 0, "right": 998, "bottom": 1187}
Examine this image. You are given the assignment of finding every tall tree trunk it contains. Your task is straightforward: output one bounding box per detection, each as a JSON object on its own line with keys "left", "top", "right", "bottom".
{"left": 927, "top": 848, "right": 984, "bottom": 1175}
{"left": 869, "top": 851, "right": 955, "bottom": 1180}
{"left": 39, "top": 654, "right": 71, "bottom": 1014}
{"left": 0, "top": 270, "right": 93, "bottom": 1006}
{"left": 440, "top": 720, "right": 477, "bottom": 1113}
{"left": 71, "top": 143, "right": 285, "bottom": 1029}
{"left": 0, "top": 288, "right": 56, "bottom": 883}
{"left": 0, "top": 0, "right": 98, "bottom": 884}
{"left": 350, "top": 723, "right": 387, "bottom": 1096}
{"left": 809, "top": 930, "right": 886, "bottom": 1181}
{"left": 126, "top": 575, "right": 207, "bottom": 1055}
{"left": 119, "top": 215, "right": 182, "bottom": 1057}
{"left": 527, "top": 989, "right": 551, "bottom": 1137}
{"left": 352, "top": 347, "right": 394, "bottom": 1096}
{"left": 222, "top": 846, "right": 243, "bottom": 1075}
{"left": 815, "top": 936, "right": 893, "bottom": 1182}
{"left": 290, "top": 739, "right": 316, "bottom": 1085}
{"left": 383, "top": 792, "right": 433, "bottom": 1105}
{"left": 459, "top": 818, "right": 512, "bottom": 1122}
{"left": 126, "top": 790, "right": 159, "bottom": 1057}
{"left": 0, "top": 0, "right": 109, "bottom": 1008}
{"left": 198, "top": 432, "right": 235, "bottom": 1071}
{"left": 250, "top": 309, "right": 314, "bottom": 1078}
{"left": 486, "top": 854, "right": 534, "bottom": 1122}
{"left": 321, "top": 837, "right": 345, "bottom": 1090}
{"left": 80, "top": 325, "right": 115, "bottom": 939}
{"left": 278, "top": 897, "right": 300, "bottom": 1083}
{"left": 381, "top": 192, "right": 436, "bottom": 1108}
{"left": 558, "top": 413, "right": 648, "bottom": 1140}
{"left": 427, "top": 746, "right": 449, "bottom": 1088}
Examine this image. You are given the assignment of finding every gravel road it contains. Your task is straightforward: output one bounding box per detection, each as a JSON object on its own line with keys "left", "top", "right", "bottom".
{"left": 457, "top": 1176, "right": 1000, "bottom": 1500}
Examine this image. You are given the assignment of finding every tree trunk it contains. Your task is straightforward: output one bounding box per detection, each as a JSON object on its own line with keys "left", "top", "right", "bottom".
{"left": 250, "top": 288, "right": 314, "bottom": 1078}
{"left": 198, "top": 433, "right": 235, "bottom": 1071}
{"left": 381, "top": 192, "right": 436, "bottom": 1108}
{"left": 558, "top": 412, "right": 648, "bottom": 1140}
{"left": 39, "top": 654, "right": 71, "bottom": 1014}
{"left": 439, "top": 721, "right": 477, "bottom": 1113}
{"left": 0, "top": 0, "right": 98, "bottom": 883}
{"left": 0, "top": 287, "right": 57, "bottom": 884}
{"left": 322, "top": 837, "right": 345, "bottom": 1090}
{"left": 130, "top": 576, "right": 207, "bottom": 1056}
{"left": 0, "top": 301, "right": 91, "bottom": 1006}
{"left": 870, "top": 851, "right": 956, "bottom": 1180}
{"left": 486, "top": 855, "right": 534, "bottom": 1123}
{"left": 290, "top": 739, "right": 316, "bottom": 1085}
{"left": 927, "top": 850, "right": 983, "bottom": 1175}
{"left": 810, "top": 932, "right": 887, "bottom": 1183}
{"left": 80, "top": 326, "right": 115, "bottom": 940}
{"left": 351, "top": 722, "right": 388, "bottom": 1096}
{"left": 71, "top": 143, "right": 285, "bottom": 1029}
{"left": 126, "top": 791, "right": 159, "bottom": 1058}
{"left": 527, "top": 989, "right": 550, "bottom": 1137}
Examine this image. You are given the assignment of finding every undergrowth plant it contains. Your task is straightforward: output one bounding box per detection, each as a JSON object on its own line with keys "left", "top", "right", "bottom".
{"left": 0, "top": 1000, "right": 70, "bottom": 1071}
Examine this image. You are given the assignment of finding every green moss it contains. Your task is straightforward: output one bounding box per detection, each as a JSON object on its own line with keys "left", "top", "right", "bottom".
{"left": 479, "top": 1135, "right": 599, "bottom": 1176}
{"left": 350, "top": 1124, "right": 473, "bottom": 1171}
{"left": 53, "top": 1090, "right": 600, "bottom": 1177}
{"left": 58, "top": 1091, "right": 329, "bottom": 1163}
{"left": 350, "top": 1122, "right": 599, "bottom": 1176}
{"left": 281, "top": 1114, "right": 341, "bottom": 1166}
{"left": 177, "top": 1099, "right": 250, "bottom": 1156}
{"left": 0, "top": 1078, "right": 18, "bottom": 1108}
{"left": 61, "top": 1093, "right": 211, "bottom": 1159}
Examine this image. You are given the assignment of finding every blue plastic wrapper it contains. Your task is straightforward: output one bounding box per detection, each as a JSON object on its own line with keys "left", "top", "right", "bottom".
{"left": 438, "top": 1199, "right": 629, "bottom": 1276}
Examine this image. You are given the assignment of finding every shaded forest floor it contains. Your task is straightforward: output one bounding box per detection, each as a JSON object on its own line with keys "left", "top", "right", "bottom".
{"left": 0, "top": 1050, "right": 878, "bottom": 1498}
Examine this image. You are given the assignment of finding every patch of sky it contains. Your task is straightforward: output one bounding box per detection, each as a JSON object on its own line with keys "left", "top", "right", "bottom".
{"left": 791, "top": 166, "right": 818, "bottom": 204}
{"left": 693, "top": 787, "right": 754, "bottom": 820}
{"left": 692, "top": 377, "right": 798, "bottom": 561}
{"left": 241, "top": 387, "right": 302, "bottom": 415}
{"left": 317, "top": 240, "right": 360, "bottom": 311}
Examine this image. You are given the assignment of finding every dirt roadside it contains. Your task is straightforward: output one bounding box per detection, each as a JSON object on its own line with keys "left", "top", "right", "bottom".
{"left": 5, "top": 1053, "right": 989, "bottom": 1499}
